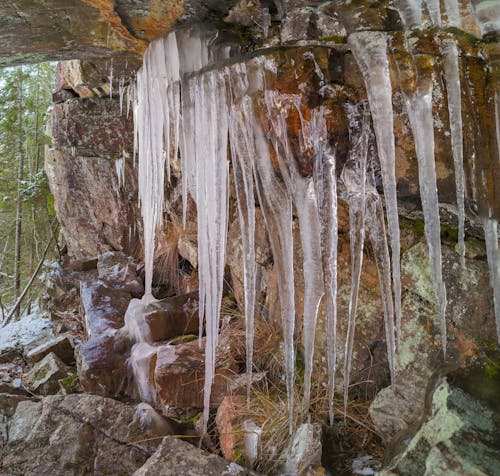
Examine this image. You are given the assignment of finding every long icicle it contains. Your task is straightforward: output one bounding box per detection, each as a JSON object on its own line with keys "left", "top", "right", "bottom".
{"left": 341, "top": 104, "right": 369, "bottom": 417}
{"left": 252, "top": 89, "right": 296, "bottom": 433}
{"left": 404, "top": 79, "right": 448, "bottom": 356}
{"left": 265, "top": 91, "right": 324, "bottom": 417}
{"left": 442, "top": 39, "right": 466, "bottom": 268}
{"left": 228, "top": 63, "right": 257, "bottom": 403}
{"left": 312, "top": 107, "right": 339, "bottom": 424}
{"left": 349, "top": 32, "right": 402, "bottom": 348}
{"left": 483, "top": 218, "right": 500, "bottom": 344}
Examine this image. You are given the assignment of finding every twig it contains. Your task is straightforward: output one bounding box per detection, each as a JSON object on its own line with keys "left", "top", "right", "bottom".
{"left": 2, "top": 224, "right": 58, "bottom": 327}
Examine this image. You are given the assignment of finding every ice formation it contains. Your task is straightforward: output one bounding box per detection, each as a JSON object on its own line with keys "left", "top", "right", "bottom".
{"left": 442, "top": 39, "right": 466, "bottom": 268}
{"left": 131, "top": 18, "right": 499, "bottom": 435}
{"left": 484, "top": 219, "right": 500, "bottom": 344}
{"left": 348, "top": 32, "right": 402, "bottom": 347}
{"left": 404, "top": 81, "right": 448, "bottom": 356}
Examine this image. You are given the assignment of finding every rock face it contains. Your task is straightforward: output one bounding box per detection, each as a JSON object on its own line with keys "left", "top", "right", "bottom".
{"left": 0, "top": 393, "right": 174, "bottom": 476}
{"left": 46, "top": 96, "right": 139, "bottom": 259}
{"left": 370, "top": 240, "right": 496, "bottom": 441}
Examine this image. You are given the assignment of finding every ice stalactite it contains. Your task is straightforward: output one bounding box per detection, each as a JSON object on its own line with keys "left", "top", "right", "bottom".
{"left": 243, "top": 83, "right": 296, "bottom": 432}
{"left": 191, "top": 70, "right": 230, "bottom": 435}
{"left": 228, "top": 63, "right": 257, "bottom": 404}
{"left": 311, "top": 108, "right": 338, "bottom": 425}
{"left": 495, "top": 90, "right": 500, "bottom": 166}
{"left": 483, "top": 219, "right": 500, "bottom": 344}
{"left": 404, "top": 80, "right": 448, "bottom": 356}
{"left": 395, "top": 0, "right": 423, "bottom": 28}
{"left": 423, "top": 0, "right": 442, "bottom": 26}
{"left": 444, "top": 0, "right": 461, "bottom": 27}
{"left": 442, "top": 40, "right": 466, "bottom": 268}
{"left": 341, "top": 105, "right": 369, "bottom": 416}
{"left": 265, "top": 91, "right": 324, "bottom": 417}
{"left": 119, "top": 77, "right": 126, "bottom": 115}
{"left": 349, "top": 32, "right": 402, "bottom": 348}
{"left": 115, "top": 155, "right": 125, "bottom": 192}
{"left": 134, "top": 33, "right": 181, "bottom": 299}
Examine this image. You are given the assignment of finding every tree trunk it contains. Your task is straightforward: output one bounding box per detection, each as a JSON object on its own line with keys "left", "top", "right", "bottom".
{"left": 13, "top": 74, "right": 24, "bottom": 319}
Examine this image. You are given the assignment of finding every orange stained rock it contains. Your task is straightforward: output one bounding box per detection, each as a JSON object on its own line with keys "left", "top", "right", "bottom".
{"left": 82, "top": 0, "right": 149, "bottom": 54}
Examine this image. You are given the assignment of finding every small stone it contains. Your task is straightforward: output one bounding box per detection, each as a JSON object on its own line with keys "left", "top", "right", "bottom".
{"left": 281, "top": 423, "right": 322, "bottom": 476}
{"left": 26, "top": 333, "right": 75, "bottom": 365}
{"left": 24, "top": 353, "right": 72, "bottom": 395}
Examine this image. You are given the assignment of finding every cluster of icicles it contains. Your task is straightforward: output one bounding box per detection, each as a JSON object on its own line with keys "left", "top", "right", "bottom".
{"left": 126, "top": 23, "right": 500, "bottom": 434}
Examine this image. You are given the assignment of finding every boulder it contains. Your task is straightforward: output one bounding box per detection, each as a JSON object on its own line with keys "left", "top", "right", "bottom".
{"left": 0, "top": 393, "right": 31, "bottom": 453}
{"left": 26, "top": 333, "right": 75, "bottom": 365}
{"left": 133, "top": 436, "right": 249, "bottom": 476}
{"left": 80, "top": 280, "right": 132, "bottom": 337}
{"left": 154, "top": 338, "right": 239, "bottom": 409}
{"left": 97, "top": 251, "right": 144, "bottom": 297}
{"left": 0, "top": 312, "right": 55, "bottom": 359}
{"left": 370, "top": 240, "right": 496, "bottom": 441}
{"left": 379, "top": 377, "right": 500, "bottom": 475}
{"left": 125, "top": 293, "right": 199, "bottom": 343}
{"left": 24, "top": 353, "right": 72, "bottom": 395}
{"left": 1, "top": 394, "right": 174, "bottom": 476}
{"left": 76, "top": 329, "right": 131, "bottom": 397}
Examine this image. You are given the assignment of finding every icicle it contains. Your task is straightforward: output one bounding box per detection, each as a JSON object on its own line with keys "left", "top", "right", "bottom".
{"left": 470, "top": 0, "right": 500, "bottom": 36}
{"left": 134, "top": 33, "right": 181, "bottom": 298}
{"left": 311, "top": 108, "right": 338, "bottom": 425}
{"left": 442, "top": 39, "right": 466, "bottom": 268}
{"left": 191, "top": 71, "right": 230, "bottom": 436}
{"left": 349, "top": 32, "right": 402, "bottom": 348}
{"left": 119, "top": 77, "right": 126, "bottom": 114}
{"left": 228, "top": 63, "right": 257, "bottom": 403}
{"left": 495, "top": 89, "right": 500, "bottom": 165}
{"left": 251, "top": 88, "right": 296, "bottom": 433}
{"left": 265, "top": 91, "right": 324, "bottom": 418}
{"left": 129, "top": 342, "right": 158, "bottom": 403}
{"left": 404, "top": 80, "right": 448, "bottom": 356}
{"left": 341, "top": 105, "right": 370, "bottom": 417}
{"left": 444, "top": 0, "right": 461, "bottom": 27}
{"left": 109, "top": 58, "right": 114, "bottom": 99}
{"left": 423, "top": 0, "right": 441, "bottom": 26}
{"left": 395, "top": 0, "right": 423, "bottom": 28}
{"left": 115, "top": 154, "right": 125, "bottom": 193}
{"left": 483, "top": 219, "right": 500, "bottom": 343}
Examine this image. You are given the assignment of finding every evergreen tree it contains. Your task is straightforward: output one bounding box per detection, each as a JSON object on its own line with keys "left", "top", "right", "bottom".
{"left": 0, "top": 63, "right": 56, "bottom": 320}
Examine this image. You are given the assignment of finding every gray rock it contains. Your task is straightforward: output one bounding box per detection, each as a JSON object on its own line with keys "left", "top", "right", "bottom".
{"left": 133, "top": 436, "right": 249, "bottom": 475}
{"left": 379, "top": 378, "right": 500, "bottom": 476}
{"left": 26, "top": 333, "right": 75, "bottom": 365}
{"left": 24, "top": 352, "right": 72, "bottom": 395}
{"left": 2, "top": 393, "right": 174, "bottom": 476}
{"left": 280, "top": 423, "right": 322, "bottom": 476}
{"left": 370, "top": 241, "right": 497, "bottom": 441}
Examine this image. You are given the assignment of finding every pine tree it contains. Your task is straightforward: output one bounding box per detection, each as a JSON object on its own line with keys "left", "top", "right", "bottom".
{"left": 0, "top": 63, "right": 56, "bottom": 321}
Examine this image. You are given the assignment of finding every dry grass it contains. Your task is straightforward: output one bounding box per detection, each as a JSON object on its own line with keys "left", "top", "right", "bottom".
{"left": 212, "top": 305, "right": 384, "bottom": 475}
